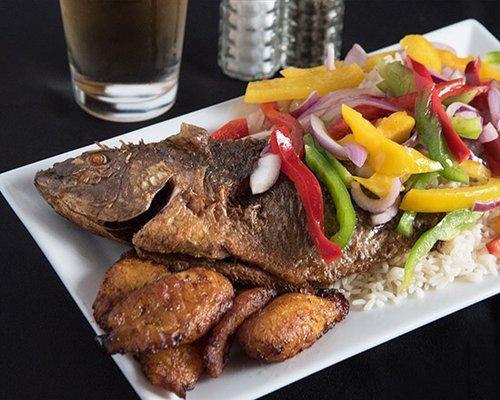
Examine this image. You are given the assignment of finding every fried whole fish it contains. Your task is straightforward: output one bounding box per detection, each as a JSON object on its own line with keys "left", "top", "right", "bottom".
{"left": 35, "top": 123, "right": 435, "bottom": 289}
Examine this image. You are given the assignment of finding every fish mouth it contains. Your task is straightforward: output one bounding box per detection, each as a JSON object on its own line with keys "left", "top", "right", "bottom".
{"left": 103, "top": 181, "right": 178, "bottom": 242}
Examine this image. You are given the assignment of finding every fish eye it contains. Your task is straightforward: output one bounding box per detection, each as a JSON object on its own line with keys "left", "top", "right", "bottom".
{"left": 89, "top": 153, "right": 108, "bottom": 165}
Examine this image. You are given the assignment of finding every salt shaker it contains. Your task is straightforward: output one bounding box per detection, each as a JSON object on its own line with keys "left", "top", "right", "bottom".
{"left": 283, "top": 0, "right": 345, "bottom": 67}
{"left": 218, "top": 0, "right": 284, "bottom": 81}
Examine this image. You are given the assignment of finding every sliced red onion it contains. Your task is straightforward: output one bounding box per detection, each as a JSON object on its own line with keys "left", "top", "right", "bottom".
{"left": 320, "top": 96, "right": 401, "bottom": 121}
{"left": 290, "top": 91, "right": 319, "bottom": 117}
{"left": 351, "top": 178, "right": 402, "bottom": 213}
{"left": 473, "top": 199, "right": 500, "bottom": 212}
{"left": 297, "top": 88, "right": 371, "bottom": 122}
{"left": 446, "top": 102, "right": 480, "bottom": 119}
{"left": 324, "top": 43, "right": 336, "bottom": 71}
{"left": 250, "top": 153, "right": 281, "bottom": 195}
{"left": 432, "top": 42, "right": 457, "bottom": 54}
{"left": 402, "top": 131, "right": 419, "bottom": 148}
{"left": 478, "top": 122, "right": 499, "bottom": 143}
{"left": 260, "top": 144, "right": 271, "bottom": 156}
{"left": 343, "top": 143, "right": 368, "bottom": 168}
{"left": 310, "top": 114, "right": 347, "bottom": 159}
{"left": 371, "top": 202, "right": 400, "bottom": 225}
{"left": 344, "top": 43, "right": 368, "bottom": 67}
{"left": 488, "top": 85, "right": 500, "bottom": 131}
{"left": 247, "top": 109, "right": 265, "bottom": 134}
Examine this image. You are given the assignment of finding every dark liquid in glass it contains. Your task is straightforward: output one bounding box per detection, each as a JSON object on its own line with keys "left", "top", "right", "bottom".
{"left": 60, "top": 0, "right": 188, "bottom": 83}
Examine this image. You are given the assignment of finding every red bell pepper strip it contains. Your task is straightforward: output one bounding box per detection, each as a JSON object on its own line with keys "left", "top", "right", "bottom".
{"left": 211, "top": 118, "right": 249, "bottom": 140}
{"left": 270, "top": 127, "right": 342, "bottom": 262}
{"left": 326, "top": 104, "right": 393, "bottom": 139}
{"left": 407, "top": 57, "right": 470, "bottom": 162}
{"left": 406, "top": 57, "right": 433, "bottom": 91}
{"left": 386, "top": 92, "right": 418, "bottom": 113}
{"left": 486, "top": 235, "right": 500, "bottom": 255}
{"left": 465, "top": 58, "right": 482, "bottom": 86}
{"left": 430, "top": 87, "right": 470, "bottom": 162}
{"left": 483, "top": 138, "right": 500, "bottom": 176}
{"left": 261, "top": 102, "right": 304, "bottom": 156}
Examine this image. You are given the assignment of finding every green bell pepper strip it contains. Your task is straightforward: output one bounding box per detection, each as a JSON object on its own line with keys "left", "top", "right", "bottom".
{"left": 414, "top": 88, "right": 469, "bottom": 184}
{"left": 451, "top": 115, "right": 482, "bottom": 139}
{"left": 304, "top": 143, "right": 356, "bottom": 248}
{"left": 442, "top": 89, "right": 478, "bottom": 106}
{"left": 377, "top": 61, "right": 416, "bottom": 96}
{"left": 304, "top": 134, "right": 353, "bottom": 187}
{"left": 484, "top": 51, "right": 500, "bottom": 65}
{"left": 396, "top": 172, "right": 439, "bottom": 236}
{"left": 400, "top": 209, "right": 482, "bottom": 291}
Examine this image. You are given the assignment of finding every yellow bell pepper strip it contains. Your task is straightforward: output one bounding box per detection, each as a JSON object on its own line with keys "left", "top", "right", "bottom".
{"left": 414, "top": 87, "right": 469, "bottom": 183}
{"left": 400, "top": 34, "right": 442, "bottom": 73}
{"left": 363, "top": 51, "right": 397, "bottom": 72}
{"left": 353, "top": 173, "right": 396, "bottom": 199}
{"left": 460, "top": 160, "right": 491, "bottom": 183}
{"left": 244, "top": 64, "right": 364, "bottom": 103}
{"left": 437, "top": 49, "right": 472, "bottom": 72}
{"left": 341, "top": 105, "right": 442, "bottom": 176}
{"left": 400, "top": 178, "right": 500, "bottom": 213}
{"left": 436, "top": 49, "right": 500, "bottom": 81}
{"left": 396, "top": 172, "right": 439, "bottom": 237}
{"left": 280, "top": 64, "right": 341, "bottom": 78}
{"left": 400, "top": 209, "right": 482, "bottom": 291}
{"left": 304, "top": 137, "right": 356, "bottom": 248}
{"left": 375, "top": 111, "right": 415, "bottom": 143}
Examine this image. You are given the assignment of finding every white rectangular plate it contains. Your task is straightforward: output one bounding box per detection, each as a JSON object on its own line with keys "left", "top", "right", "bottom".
{"left": 1, "top": 19, "right": 499, "bottom": 400}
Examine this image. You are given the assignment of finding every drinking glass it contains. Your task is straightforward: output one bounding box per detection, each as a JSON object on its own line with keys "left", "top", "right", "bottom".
{"left": 59, "top": 0, "right": 188, "bottom": 122}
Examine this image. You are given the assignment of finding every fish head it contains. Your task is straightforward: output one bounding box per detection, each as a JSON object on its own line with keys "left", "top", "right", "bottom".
{"left": 33, "top": 125, "right": 209, "bottom": 242}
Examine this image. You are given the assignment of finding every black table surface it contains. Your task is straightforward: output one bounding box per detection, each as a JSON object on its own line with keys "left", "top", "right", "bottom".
{"left": 1, "top": 1, "right": 499, "bottom": 399}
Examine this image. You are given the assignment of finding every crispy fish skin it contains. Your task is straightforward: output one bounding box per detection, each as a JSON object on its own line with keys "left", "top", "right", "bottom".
{"left": 138, "top": 342, "right": 204, "bottom": 399}
{"left": 204, "top": 288, "right": 276, "bottom": 378}
{"left": 92, "top": 253, "right": 169, "bottom": 330}
{"left": 103, "top": 267, "right": 234, "bottom": 354}
{"left": 237, "top": 291, "right": 349, "bottom": 363}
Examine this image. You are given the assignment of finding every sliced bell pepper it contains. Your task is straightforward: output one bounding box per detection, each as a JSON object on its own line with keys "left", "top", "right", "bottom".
{"left": 352, "top": 172, "right": 396, "bottom": 199}
{"left": 396, "top": 172, "right": 439, "bottom": 237}
{"left": 436, "top": 49, "right": 472, "bottom": 72}
{"left": 400, "top": 178, "right": 500, "bottom": 212}
{"left": 211, "top": 118, "right": 249, "bottom": 140}
{"left": 375, "top": 111, "right": 415, "bottom": 143}
{"left": 363, "top": 51, "right": 397, "bottom": 72}
{"left": 460, "top": 160, "right": 491, "bottom": 183}
{"left": 400, "top": 209, "right": 482, "bottom": 291}
{"left": 280, "top": 65, "right": 331, "bottom": 78}
{"left": 406, "top": 56, "right": 433, "bottom": 91}
{"left": 465, "top": 58, "right": 482, "bottom": 86}
{"left": 261, "top": 102, "right": 304, "bottom": 156}
{"left": 480, "top": 62, "right": 500, "bottom": 82}
{"left": 400, "top": 35, "right": 442, "bottom": 74}
{"left": 486, "top": 235, "right": 500, "bottom": 255}
{"left": 304, "top": 135, "right": 353, "bottom": 187}
{"left": 244, "top": 64, "right": 365, "bottom": 103}
{"left": 430, "top": 86, "right": 470, "bottom": 162}
{"left": 327, "top": 105, "right": 393, "bottom": 140}
{"left": 304, "top": 138, "right": 356, "bottom": 248}
{"left": 270, "top": 127, "right": 342, "bottom": 261}
{"left": 341, "top": 105, "right": 442, "bottom": 176}
{"left": 414, "top": 87, "right": 469, "bottom": 183}
{"left": 386, "top": 92, "right": 418, "bottom": 113}
{"left": 377, "top": 62, "right": 416, "bottom": 96}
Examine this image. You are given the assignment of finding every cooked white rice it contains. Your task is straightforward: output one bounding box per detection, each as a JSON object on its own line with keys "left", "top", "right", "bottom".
{"left": 333, "top": 210, "right": 500, "bottom": 311}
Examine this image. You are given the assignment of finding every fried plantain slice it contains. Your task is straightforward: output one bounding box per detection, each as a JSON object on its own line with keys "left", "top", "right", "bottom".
{"left": 204, "top": 287, "right": 276, "bottom": 378}
{"left": 93, "top": 253, "right": 169, "bottom": 330}
{"left": 138, "top": 341, "right": 204, "bottom": 399}
{"left": 102, "top": 267, "right": 234, "bottom": 354}
{"left": 237, "top": 291, "right": 349, "bottom": 363}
